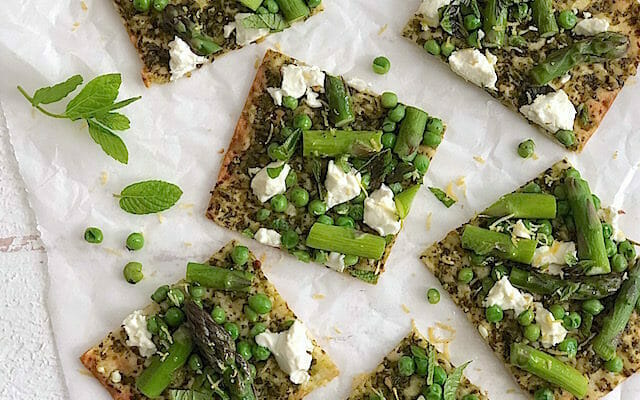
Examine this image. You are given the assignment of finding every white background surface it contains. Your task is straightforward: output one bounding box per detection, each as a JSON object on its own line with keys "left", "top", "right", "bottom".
{"left": 1, "top": 0, "right": 640, "bottom": 399}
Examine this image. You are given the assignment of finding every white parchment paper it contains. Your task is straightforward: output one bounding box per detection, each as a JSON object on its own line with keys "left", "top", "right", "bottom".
{"left": 1, "top": 0, "right": 640, "bottom": 398}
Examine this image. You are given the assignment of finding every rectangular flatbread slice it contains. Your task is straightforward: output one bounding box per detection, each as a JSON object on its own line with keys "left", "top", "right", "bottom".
{"left": 110, "top": 0, "right": 322, "bottom": 85}
{"left": 207, "top": 49, "right": 446, "bottom": 284}
{"left": 347, "top": 323, "right": 488, "bottom": 400}
{"left": 422, "top": 160, "right": 640, "bottom": 399}
{"left": 81, "top": 241, "right": 338, "bottom": 400}
{"left": 404, "top": 0, "right": 640, "bottom": 151}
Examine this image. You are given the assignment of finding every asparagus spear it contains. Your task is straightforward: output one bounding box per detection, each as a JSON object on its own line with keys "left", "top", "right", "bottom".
{"left": 592, "top": 260, "right": 640, "bottom": 361}
{"left": 302, "top": 130, "right": 383, "bottom": 157}
{"left": 162, "top": 5, "right": 222, "bottom": 56}
{"left": 530, "top": 32, "right": 629, "bottom": 85}
{"left": 461, "top": 225, "right": 537, "bottom": 264}
{"left": 393, "top": 106, "right": 428, "bottom": 159}
{"left": 136, "top": 326, "right": 194, "bottom": 398}
{"left": 325, "top": 75, "right": 355, "bottom": 128}
{"left": 306, "top": 223, "right": 386, "bottom": 259}
{"left": 565, "top": 176, "right": 610, "bottom": 275}
{"left": 510, "top": 343, "right": 589, "bottom": 399}
{"left": 531, "top": 0, "right": 558, "bottom": 37}
{"left": 510, "top": 267, "right": 622, "bottom": 300}
{"left": 186, "top": 262, "right": 253, "bottom": 291}
{"left": 484, "top": 193, "right": 557, "bottom": 219}
{"left": 275, "top": 0, "right": 310, "bottom": 23}
{"left": 482, "top": 0, "right": 508, "bottom": 48}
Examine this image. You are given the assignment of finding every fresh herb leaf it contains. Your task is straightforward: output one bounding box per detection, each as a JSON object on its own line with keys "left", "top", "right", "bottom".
{"left": 429, "top": 187, "right": 456, "bottom": 208}
{"left": 311, "top": 158, "right": 324, "bottom": 200}
{"left": 440, "top": 2, "right": 469, "bottom": 38}
{"left": 241, "top": 13, "right": 288, "bottom": 31}
{"left": 410, "top": 345, "right": 428, "bottom": 359}
{"left": 267, "top": 164, "right": 285, "bottom": 178}
{"left": 443, "top": 361, "right": 471, "bottom": 400}
{"left": 169, "top": 389, "right": 211, "bottom": 400}
{"left": 271, "top": 129, "right": 301, "bottom": 161}
{"left": 117, "top": 180, "right": 183, "bottom": 214}
{"left": 65, "top": 73, "right": 122, "bottom": 120}
{"left": 95, "top": 112, "right": 130, "bottom": 131}
{"left": 359, "top": 149, "right": 393, "bottom": 191}
{"left": 87, "top": 120, "right": 129, "bottom": 164}
{"left": 427, "top": 345, "right": 435, "bottom": 385}
{"left": 90, "top": 96, "right": 142, "bottom": 117}
{"left": 386, "top": 162, "right": 415, "bottom": 184}
{"left": 31, "top": 75, "right": 83, "bottom": 106}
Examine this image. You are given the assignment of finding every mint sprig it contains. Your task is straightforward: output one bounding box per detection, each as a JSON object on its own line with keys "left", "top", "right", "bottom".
{"left": 18, "top": 73, "right": 140, "bottom": 164}
{"left": 241, "top": 13, "right": 289, "bottom": 31}
{"left": 117, "top": 180, "right": 183, "bottom": 215}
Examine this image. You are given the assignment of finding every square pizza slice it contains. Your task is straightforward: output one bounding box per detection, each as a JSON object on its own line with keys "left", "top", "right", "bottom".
{"left": 81, "top": 241, "right": 338, "bottom": 400}
{"left": 347, "top": 323, "right": 488, "bottom": 400}
{"left": 110, "top": 0, "right": 322, "bottom": 85}
{"left": 207, "top": 49, "right": 446, "bottom": 284}
{"left": 404, "top": 0, "right": 640, "bottom": 151}
{"left": 422, "top": 159, "right": 640, "bottom": 399}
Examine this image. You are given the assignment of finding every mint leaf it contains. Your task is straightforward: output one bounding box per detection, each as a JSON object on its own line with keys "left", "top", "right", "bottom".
{"left": 118, "top": 180, "right": 183, "bottom": 214}
{"left": 168, "top": 389, "right": 210, "bottom": 400}
{"left": 95, "top": 113, "right": 130, "bottom": 131}
{"left": 90, "top": 96, "right": 141, "bottom": 117}
{"left": 241, "top": 14, "right": 288, "bottom": 31}
{"left": 31, "top": 75, "right": 83, "bottom": 106}
{"left": 267, "top": 164, "right": 284, "bottom": 178}
{"left": 65, "top": 74, "right": 121, "bottom": 120}
{"left": 429, "top": 187, "right": 456, "bottom": 208}
{"left": 87, "top": 120, "right": 129, "bottom": 164}
{"left": 443, "top": 361, "right": 471, "bottom": 400}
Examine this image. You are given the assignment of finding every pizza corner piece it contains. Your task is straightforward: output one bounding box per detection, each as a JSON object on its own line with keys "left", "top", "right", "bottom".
{"left": 421, "top": 159, "right": 640, "bottom": 399}
{"left": 80, "top": 241, "right": 338, "bottom": 400}
{"left": 110, "top": 0, "right": 323, "bottom": 86}
{"left": 346, "top": 323, "right": 488, "bottom": 400}
{"left": 207, "top": 49, "right": 447, "bottom": 285}
{"left": 403, "top": 0, "right": 640, "bottom": 151}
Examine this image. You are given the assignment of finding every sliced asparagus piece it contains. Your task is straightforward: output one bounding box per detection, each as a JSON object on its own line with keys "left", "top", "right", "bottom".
{"left": 461, "top": 225, "right": 537, "bottom": 264}
{"left": 510, "top": 267, "right": 622, "bottom": 300}
{"left": 162, "top": 5, "right": 222, "bottom": 56}
{"left": 395, "top": 184, "right": 420, "bottom": 219}
{"left": 565, "top": 176, "right": 610, "bottom": 275}
{"left": 482, "top": 0, "right": 508, "bottom": 48}
{"left": 239, "top": 0, "right": 263, "bottom": 11}
{"left": 393, "top": 106, "right": 428, "bottom": 159}
{"left": 302, "top": 130, "right": 382, "bottom": 157}
{"left": 306, "top": 223, "right": 386, "bottom": 259}
{"left": 325, "top": 74, "right": 355, "bottom": 128}
{"left": 186, "top": 262, "right": 253, "bottom": 290}
{"left": 484, "top": 193, "right": 557, "bottom": 219}
{"left": 530, "top": 32, "right": 629, "bottom": 85}
{"left": 531, "top": 0, "right": 558, "bottom": 37}
{"left": 510, "top": 343, "right": 589, "bottom": 399}
{"left": 275, "top": 0, "right": 310, "bottom": 22}
{"left": 592, "top": 260, "right": 640, "bottom": 361}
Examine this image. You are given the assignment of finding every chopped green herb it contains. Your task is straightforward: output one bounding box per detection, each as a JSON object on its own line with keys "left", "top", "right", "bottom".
{"left": 429, "top": 187, "right": 456, "bottom": 208}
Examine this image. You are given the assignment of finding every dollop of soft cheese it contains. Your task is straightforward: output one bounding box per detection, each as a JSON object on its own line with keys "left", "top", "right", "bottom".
{"left": 325, "top": 160, "right": 362, "bottom": 209}
{"left": 255, "top": 320, "right": 314, "bottom": 384}
{"left": 483, "top": 276, "right": 533, "bottom": 315}
{"left": 519, "top": 90, "right": 576, "bottom": 133}
{"left": 122, "top": 310, "right": 157, "bottom": 357}
{"left": 267, "top": 64, "right": 325, "bottom": 107}
{"left": 599, "top": 206, "right": 626, "bottom": 242}
{"left": 346, "top": 77, "right": 369, "bottom": 92}
{"left": 251, "top": 162, "right": 291, "bottom": 202}
{"left": 364, "top": 184, "right": 401, "bottom": 236}
{"left": 325, "top": 252, "right": 346, "bottom": 272}
{"left": 532, "top": 241, "right": 576, "bottom": 275}
{"left": 168, "top": 36, "right": 207, "bottom": 81}
{"left": 574, "top": 16, "right": 610, "bottom": 36}
{"left": 418, "top": 0, "right": 452, "bottom": 27}
{"left": 448, "top": 49, "right": 498, "bottom": 90}
{"left": 512, "top": 220, "right": 532, "bottom": 239}
{"left": 535, "top": 303, "right": 567, "bottom": 347}
{"left": 234, "top": 13, "right": 270, "bottom": 46}
{"left": 255, "top": 228, "right": 281, "bottom": 247}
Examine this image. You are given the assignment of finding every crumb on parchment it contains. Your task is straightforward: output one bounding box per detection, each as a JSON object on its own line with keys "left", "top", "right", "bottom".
{"left": 426, "top": 212, "right": 432, "bottom": 231}
{"left": 81, "top": 1, "right": 88, "bottom": 10}
{"left": 312, "top": 293, "right": 325, "bottom": 300}
{"left": 378, "top": 24, "right": 388, "bottom": 35}
{"left": 473, "top": 155, "right": 485, "bottom": 164}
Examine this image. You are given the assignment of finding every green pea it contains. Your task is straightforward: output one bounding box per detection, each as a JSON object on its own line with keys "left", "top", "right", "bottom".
{"left": 533, "top": 388, "right": 554, "bottom": 400}
{"left": 264, "top": 0, "right": 279, "bottom": 13}
{"left": 244, "top": 305, "right": 259, "bottom": 323}
{"left": 255, "top": 208, "right": 271, "bottom": 223}
{"left": 486, "top": 305, "right": 504, "bottom": 323}
{"left": 224, "top": 322, "right": 240, "bottom": 340}
{"left": 562, "top": 311, "right": 581, "bottom": 330}
{"left": 285, "top": 170, "right": 297, "bottom": 188}
{"left": 381, "top": 132, "right": 397, "bottom": 149}
{"left": 125, "top": 232, "right": 144, "bottom": 251}
{"left": 619, "top": 240, "right": 636, "bottom": 261}
{"left": 188, "top": 354, "right": 202, "bottom": 371}
{"left": 423, "top": 132, "right": 442, "bottom": 148}
{"left": 423, "top": 384, "right": 443, "bottom": 400}
{"left": 282, "top": 95, "right": 298, "bottom": 110}
{"left": 555, "top": 130, "right": 575, "bottom": 148}
{"left": 605, "top": 356, "right": 623, "bottom": 373}
{"left": 457, "top": 267, "right": 474, "bottom": 284}
{"left": 281, "top": 230, "right": 299, "bottom": 249}
{"left": 252, "top": 344, "right": 271, "bottom": 361}
{"left": 381, "top": 92, "right": 398, "bottom": 109}
{"left": 151, "top": 285, "right": 169, "bottom": 303}
{"left": 397, "top": 355, "right": 415, "bottom": 376}
{"left": 423, "top": 39, "right": 441, "bottom": 56}
{"left": 558, "top": 337, "right": 578, "bottom": 358}
{"left": 372, "top": 56, "right": 391, "bottom": 75}
{"left": 248, "top": 293, "right": 273, "bottom": 314}
{"left": 349, "top": 204, "right": 364, "bottom": 221}
{"left": 336, "top": 216, "right": 355, "bottom": 228}
{"left": 190, "top": 285, "right": 206, "bottom": 299}
{"left": 463, "top": 14, "right": 481, "bottom": 30}
{"left": 427, "top": 288, "right": 440, "bottom": 304}
{"left": 165, "top": 306, "right": 185, "bottom": 327}
{"left": 524, "top": 323, "right": 541, "bottom": 341}
{"left": 133, "top": 0, "right": 150, "bottom": 12}
{"left": 237, "top": 341, "right": 253, "bottom": 360}
{"left": 167, "top": 288, "right": 185, "bottom": 307}
{"left": 557, "top": 10, "right": 577, "bottom": 29}
{"left": 231, "top": 245, "right": 250, "bottom": 266}
{"left": 317, "top": 214, "right": 333, "bottom": 225}
{"left": 518, "top": 139, "right": 535, "bottom": 159}
{"left": 441, "top": 40, "right": 456, "bottom": 57}
{"left": 538, "top": 220, "right": 552, "bottom": 236}
{"left": 518, "top": 309, "right": 534, "bottom": 326}
{"left": 152, "top": 0, "right": 168, "bottom": 11}
{"left": 250, "top": 323, "right": 267, "bottom": 338}
{"left": 290, "top": 187, "right": 309, "bottom": 207}
{"left": 415, "top": 356, "right": 428, "bottom": 376}
{"left": 309, "top": 199, "right": 327, "bottom": 216}
{"left": 612, "top": 253, "right": 628, "bottom": 273}
{"left": 427, "top": 118, "right": 444, "bottom": 135}
{"left": 467, "top": 30, "right": 480, "bottom": 48}
{"left": 256, "top": 5, "right": 268, "bottom": 14}
{"left": 307, "top": 0, "right": 321, "bottom": 8}
{"left": 388, "top": 104, "right": 406, "bottom": 123}
{"left": 270, "top": 194, "right": 288, "bottom": 213}
{"left": 147, "top": 315, "right": 160, "bottom": 334}
{"left": 382, "top": 119, "right": 397, "bottom": 133}
{"left": 582, "top": 299, "right": 604, "bottom": 316}
{"left": 84, "top": 227, "right": 103, "bottom": 244}
{"left": 123, "top": 262, "right": 143, "bottom": 284}
{"left": 433, "top": 365, "right": 447, "bottom": 385}
{"left": 344, "top": 254, "right": 359, "bottom": 267}
{"left": 293, "top": 114, "right": 312, "bottom": 130}
{"left": 549, "top": 304, "right": 566, "bottom": 320}
{"left": 602, "top": 223, "right": 613, "bottom": 239}
{"left": 523, "top": 182, "right": 542, "bottom": 193}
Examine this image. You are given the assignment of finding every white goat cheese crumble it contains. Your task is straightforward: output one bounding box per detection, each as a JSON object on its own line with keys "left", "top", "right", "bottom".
{"left": 122, "top": 310, "right": 157, "bottom": 358}
{"left": 574, "top": 16, "right": 610, "bottom": 36}
{"left": 519, "top": 90, "right": 576, "bottom": 133}
{"left": 448, "top": 49, "right": 498, "bottom": 90}
{"left": 267, "top": 64, "right": 325, "bottom": 107}
{"left": 168, "top": 36, "right": 207, "bottom": 81}
{"left": 599, "top": 206, "right": 626, "bottom": 242}
{"left": 234, "top": 13, "right": 269, "bottom": 46}
{"left": 532, "top": 240, "right": 576, "bottom": 275}
{"left": 251, "top": 162, "right": 290, "bottom": 203}
{"left": 255, "top": 228, "right": 281, "bottom": 247}
{"left": 418, "top": 0, "right": 452, "bottom": 27}
{"left": 484, "top": 276, "right": 533, "bottom": 315}
{"left": 325, "top": 160, "right": 362, "bottom": 209}
{"left": 535, "top": 303, "right": 568, "bottom": 347}
{"left": 325, "top": 252, "right": 346, "bottom": 272}
{"left": 364, "top": 184, "right": 401, "bottom": 236}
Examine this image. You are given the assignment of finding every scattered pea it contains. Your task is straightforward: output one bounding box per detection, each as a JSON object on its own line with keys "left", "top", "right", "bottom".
{"left": 231, "top": 245, "right": 250, "bottom": 266}
{"left": 125, "top": 232, "right": 144, "bottom": 251}
{"left": 336, "top": 216, "right": 355, "bottom": 228}
{"left": 146, "top": 315, "right": 160, "bottom": 334}
{"left": 372, "top": 56, "right": 391, "bottom": 75}
{"left": 237, "top": 341, "right": 253, "bottom": 360}
{"left": 602, "top": 223, "right": 613, "bottom": 239}
{"left": 441, "top": 40, "right": 456, "bottom": 57}
{"left": 381, "top": 92, "right": 398, "bottom": 109}
{"left": 84, "top": 227, "right": 103, "bottom": 244}
{"left": 252, "top": 344, "right": 271, "bottom": 361}
{"left": 190, "top": 285, "right": 206, "bottom": 299}
{"left": 414, "top": 154, "right": 430, "bottom": 175}
{"left": 282, "top": 96, "right": 298, "bottom": 110}
{"left": 381, "top": 132, "right": 397, "bottom": 149}
{"left": 224, "top": 322, "right": 240, "bottom": 340}
{"left": 317, "top": 214, "right": 333, "bottom": 225}
{"left": 558, "top": 337, "right": 578, "bottom": 358}
{"left": 562, "top": 311, "right": 581, "bottom": 330}
{"left": 464, "top": 14, "right": 482, "bottom": 30}
{"left": 281, "top": 230, "right": 299, "bottom": 249}
{"left": 457, "top": 267, "right": 474, "bottom": 284}
{"left": 133, "top": 0, "right": 150, "bottom": 12}
{"left": 388, "top": 105, "right": 406, "bottom": 124}
{"left": 165, "top": 306, "right": 185, "bottom": 327}
{"left": 382, "top": 119, "right": 397, "bottom": 133}
{"left": 309, "top": 199, "right": 327, "bottom": 216}
{"left": 244, "top": 305, "right": 259, "bottom": 323}
{"left": 523, "top": 182, "right": 541, "bottom": 193}
{"left": 151, "top": 285, "right": 169, "bottom": 303}
{"left": 248, "top": 293, "right": 273, "bottom": 314}
{"left": 549, "top": 304, "right": 565, "bottom": 320}
{"left": 605, "top": 356, "right": 624, "bottom": 373}
{"left": 123, "top": 261, "right": 143, "bottom": 284}
{"left": 285, "top": 170, "right": 297, "bottom": 187}
{"left": 423, "top": 384, "right": 443, "bottom": 400}
{"left": 424, "top": 39, "right": 441, "bottom": 55}
{"left": 290, "top": 187, "right": 309, "bottom": 207}
{"left": 533, "top": 388, "right": 554, "bottom": 400}
{"left": 518, "top": 309, "right": 534, "bottom": 326}
{"left": 397, "top": 355, "right": 415, "bottom": 376}
{"left": 344, "top": 254, "right": 359, "bottom": 267}
{"left": 270, "top": 194, "right": 288, "bottom": 213}
{"left": 486, "top": 305, "right": 504, "bottom": 323}
{"left": 188, "top": 354, "right": 202, "bottom": 371}
{"left": 557, "top": 10, "right": 577, "bottom": 29}
{"left": 433, "top": 365, "right": 447, "bottom": 385}
{"left": 427, "top": 288, "right": 440, "bottom": 304}
{"left": 524, "top": 323, "right": 541, "bottom": 341}
{"left": 619, "top": 240, "right": 636, "bottom": 261}
{"left": 612, "top": 253, "right": 628, "bottom": 273}
{"left": 250, "top": 322, "right": 267, "bottom": 337}
{"left": 152, "top": 0, "right": 168, "bottom": 11}
{"left": 518, "top": 139, "right": 535, "bottom": 158}
{"left": 582, "top": 299, "right": 604, "bottom": 316}
{"left": 167, "top": 288, "right": 185, "bottom": 307}
{"left": 422, "top": 132, "right": 442, "bottom": 148}
{"left": 293, "top": 114, "right": 312, "bottom": 130}
{"left": 555, "top": 129, "right": 575, "bottom": 148}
